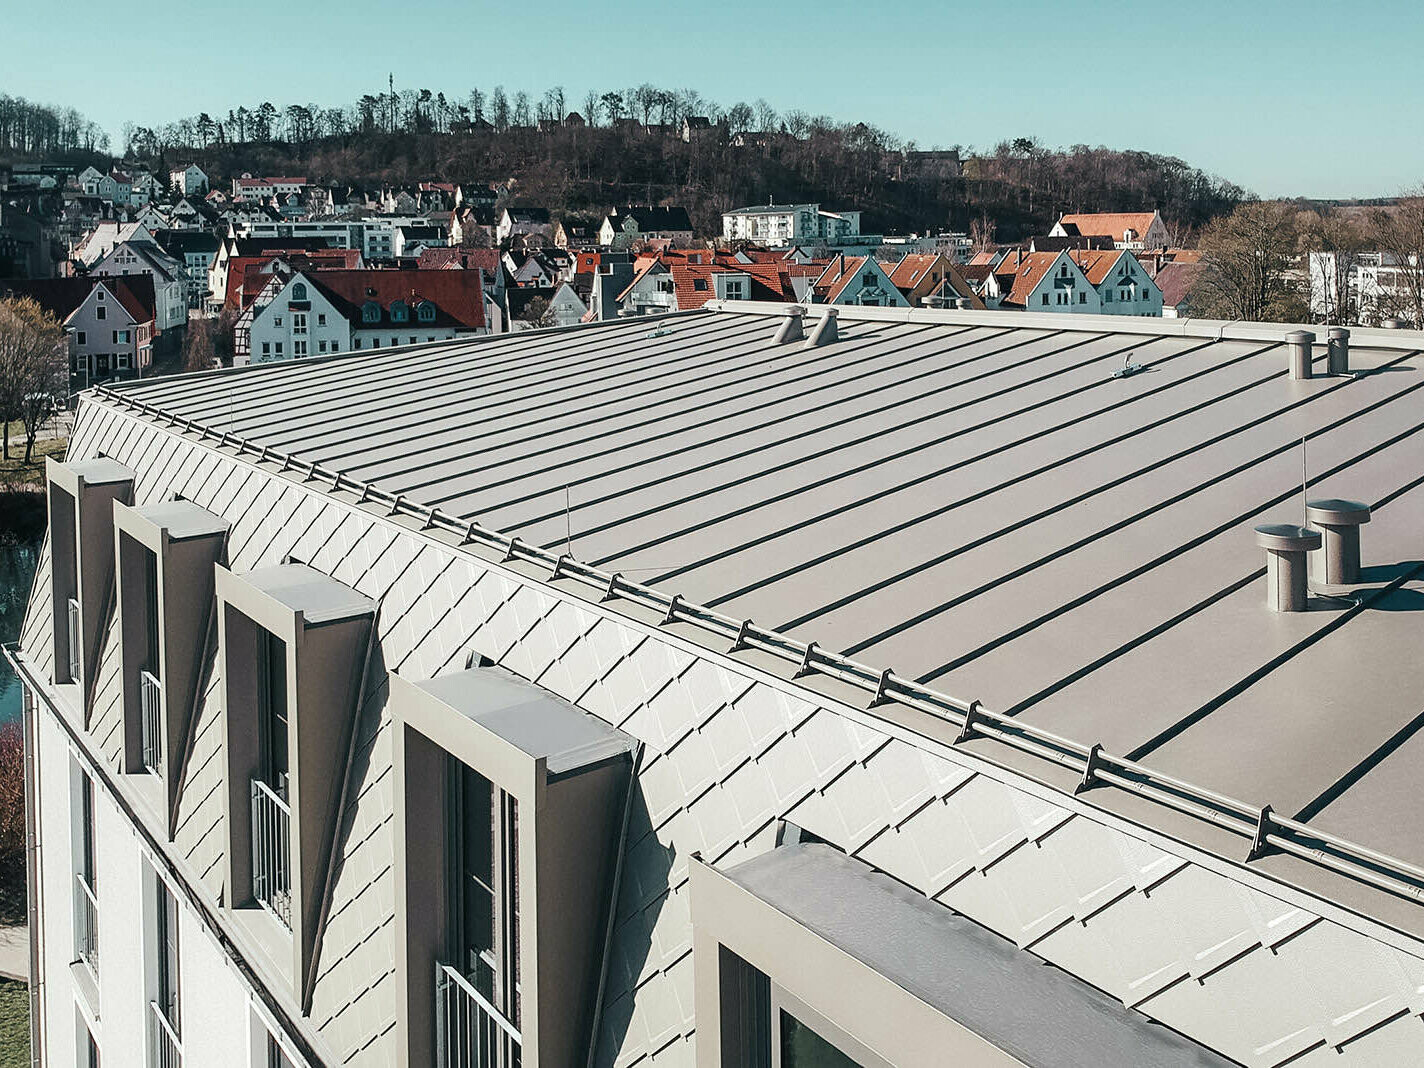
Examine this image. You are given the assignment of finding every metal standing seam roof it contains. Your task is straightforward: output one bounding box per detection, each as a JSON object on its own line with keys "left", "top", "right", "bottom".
{"left": 99, "top": 304, "right": 1424, "bottom": 924}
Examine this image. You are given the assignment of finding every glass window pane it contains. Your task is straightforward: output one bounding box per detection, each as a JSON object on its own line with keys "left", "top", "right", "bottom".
{"left": 781, "top": 1011, "right": 862, "bottom": 1068}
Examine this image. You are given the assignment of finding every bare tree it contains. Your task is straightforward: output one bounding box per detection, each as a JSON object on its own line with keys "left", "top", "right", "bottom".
{"left": 581, "top": 90, "right": 601, "bottom": 127}
{"left": 1370, "top": 189, "right": 1424, "bottom": 327}
{"left": 1303, "top": 207, "right": 1369, "bottom": 325}
{"left": 0, "top": 296, "right": 67, "bottom": 463}
{"left": 1189, "top": 200, "right": 1307, "bottom": 323}
{"left": 182, "top": 316, "right": 219, "bottom": 372}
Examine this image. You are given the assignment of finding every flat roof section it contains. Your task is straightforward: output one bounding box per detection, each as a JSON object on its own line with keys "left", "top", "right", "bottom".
{"left": 724, "top": 843, "right": 1235, "bottom": 1068}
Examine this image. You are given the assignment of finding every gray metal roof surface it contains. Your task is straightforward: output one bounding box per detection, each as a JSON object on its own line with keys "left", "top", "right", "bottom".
{"left": 726, "top": 843, "right": 1236, "bottom": 1068}
{"left": 241, "top": 562, "right": 377, "bottom": 623}
{"left": 418, "top": 666, "right": 635, "bottom": 775}
{"left": 106, "top": 306, "right": 1424, "bottom": 878}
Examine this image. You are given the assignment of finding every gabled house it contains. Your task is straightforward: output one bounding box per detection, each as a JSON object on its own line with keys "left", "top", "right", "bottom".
{"left": 810, "top": 255, "right": 909, "bottom": 307}
{"left": 883, "top": 253, "right": 985, "bottom": 309}
{"left": 246, "top": 269, "right": 487, "bottom": 362}
{"left": 1050, "top": 211, "right": 1170, "bottom": 251}
{"left": 496, "top": 207, "right": 551, "bottom": 244}
{"left": 1, "top": 275, "right": 155, "bottom": 381}
{"left": 1071, "top": 249, "right": 1164, "bottom": 316}
{"left": 168, "top": 163, "right": 209, "bottom": 196}
{"left": 995, "top": 250, "right": 1100, "bottom": 312}
{"left": 91, "top": 239, "right": 190, "bottom": 334}
{"left": 155, "top": 229, "right": 222, "bottom": 307}
{"left": 597, "top": 206, "right": 695, "bottom": 250}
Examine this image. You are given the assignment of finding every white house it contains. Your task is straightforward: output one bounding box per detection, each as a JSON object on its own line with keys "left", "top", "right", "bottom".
{"left": 496, "top": 207, "right": 552, "bottom": 244}
{"left": 169, "top": 163, "right": 210, "bottom": 196}
{"left": 548, "top": 281, "right": 588, "bottom": 326}
{"left": 91, "top": 240, "right": 190, "bottom": 333}
{"left": 810, "top": 255, "right": 909, "bottom": 306}
{"left": 1075, "top": 249, "right": 1164, "bottom": 316}
{"left": 597, "top": 206, "right": 695, "bottom": 250}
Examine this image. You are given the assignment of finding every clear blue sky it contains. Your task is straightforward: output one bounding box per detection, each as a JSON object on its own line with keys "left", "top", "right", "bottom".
{"left": 7, "top": 0, "right": 1422, "bottom": 199}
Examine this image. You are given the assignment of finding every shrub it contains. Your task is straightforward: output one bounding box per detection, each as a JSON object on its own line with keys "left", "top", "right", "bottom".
{"left": 0, "top": 722, "right": 22, "bottom": 859}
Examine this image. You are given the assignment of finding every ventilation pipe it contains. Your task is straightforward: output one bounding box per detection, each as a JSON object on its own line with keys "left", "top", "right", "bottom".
{"left": 1254, "top": 524, "right": 1321, "bottom": 611}
{"left": 1327, "top": 327, "right": 1351, "bottom": 375}
{"left": 1306, "top": 498, "right": 1371, "bottom": 585}
{"left": 1286, "top": 330, "right": 1316, "bottom": 380}
{"left": 806, "top": 307, "right": 839, "bottom": 347}
{"left": 772, "top": 306, "right": 805, "bottom": 344}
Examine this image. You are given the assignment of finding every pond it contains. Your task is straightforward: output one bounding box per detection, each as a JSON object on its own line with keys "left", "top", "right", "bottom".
{"left": 0, "top": 535, "right": 40, "bottom": 725}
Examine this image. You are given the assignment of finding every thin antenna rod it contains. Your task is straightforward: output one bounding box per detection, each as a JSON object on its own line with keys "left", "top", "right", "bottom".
{"left": 565, "top": 484, "right": 573, "bottom": 556}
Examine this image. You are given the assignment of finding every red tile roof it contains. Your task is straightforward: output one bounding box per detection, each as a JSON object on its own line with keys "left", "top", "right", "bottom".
{"left": 1, "top": 276, "right": 155, "bottom": 326}
{"left": 1153, "top": 261, "right": 1200, "bottom": 308}
{"left": 416, "top": 247, "right": 500, "bottom": 274}
{"left": 996, "top": 251, "right": 1062, "bottom": 308}
{"left": 305, "top": 269, "right": 486, "bottom": 330}
{"left": 1056, "top": 212, "right": 1158, "bottom": 241}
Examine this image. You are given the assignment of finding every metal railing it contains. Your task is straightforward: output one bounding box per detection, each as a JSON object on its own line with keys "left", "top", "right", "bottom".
{"left": 140, "top": 669, "right": 163, "bottom": 776}
{"left": 66, "top": 597, "right": 81, "bottom": 682}
{"left": 90, "top": 367, "right": 1424, "bottom": 912}
{"left": 148, "top": 999, "right": 182, "bottom": 1068}
{"left": 74, "top": 872, "right": 98, "bottom": 974}
{"left": 250, "top": 778, "right": 292, "bottom": 930}
{"left": 435, "top": 963, "right": 521, "bottom": 1068}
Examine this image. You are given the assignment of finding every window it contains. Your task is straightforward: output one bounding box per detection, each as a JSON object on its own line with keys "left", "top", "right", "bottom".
{"left": 1078, "top": 292, "right": 1087, "bottom": 304}
{"left": 354, "top": 339, "right": 363, "bottom": 349}
{"left": 150, "top": 877, "right": 182, "bottom": 1064}
{"left": 1105, "top": 290, "right": 1112, "bottom": 302}
{"left": 392, "top": 668, "right": 634, "bottom": 1065}
{"left": 97, "top": 305, "right": 107, "bottom": 321}
{"left": 291, "top": 313, "right": 307, "bottom": 335}
{"left": 75, "top": 768, "right": 99, "bottom": 975}
{"left": 408, "top": 336, "right": 416, "bottom": 345}
{"left": 293, "top": 341, "right": 307, "bottom": 357}
{"left": 1041, "top": 293, "right": 1049, "bottom": 306}
{"left": 274, "top": 342, "right": 283, "bottom": 356}
{"left": 261, "top": 342, "right": 270, "bottom": 356}
{"left": 113, "top": 330, "right": 130, "bottom": 344}
{"left": 391, "top": 300, "right": 409, "bottom": 323}
{"left": 291, "top": 282, "right": 307, "bottom": 301}
{"left": 77, "top": 331, "right": 86, "bottom": 345}
{"left": 362, "top": 301, "right": 381, "bottom": 324}
{"left": 317, "top": 313, "right": 326, "bottom": 326}
{"left": 273, "top": 317, "right": 282, "bottom": 328}
{"left": 417, "top": 302, "right": 435, "bottom": 323}
{"left": 317, "top": 341, "right": 326, "bottom": 354}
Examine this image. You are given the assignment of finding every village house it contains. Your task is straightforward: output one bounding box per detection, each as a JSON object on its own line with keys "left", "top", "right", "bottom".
{"left": 167, "top": 163, "right": 210, "bottom": 196}
{"left": 496, "top": 207, "right": 552, "bottom": 244}
{"left": 90, "top": 238, "right": 190, "bottom": 335}
{"left": 0, "top": 274, "right": 155, "bottom": 382}
{"left": 1050, "top": 210, "right": 1171, "bottom": 251}
{"left": 246, "top": 268, "right": 487, "bottom": 362}
{"left": 810, "top": 254, "right": 910, "bottom": 306}
{"left": 597, "top": 205, "right": 695, "bottom": 250}
{"left": 882, "top": 252, "right": 985, "bottom": 308}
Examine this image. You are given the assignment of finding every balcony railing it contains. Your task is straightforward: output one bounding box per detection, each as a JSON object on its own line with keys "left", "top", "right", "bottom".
{"left": 148, "top": 999, "right": 182, "bottom": 1068}
{"left": 67, "top": 597, "right": 81, "bottom": 682}
{"left": 75, "top": 872, "right": 98, "bottom": 974}
{"left": 250, "top": 778, "right": 291, "bottom": 930}
{"left": 140, "top": 669, "right": 163, "bottom": 775}
{"left": 435, "top": 963, "right": 521, "bottom": 1068}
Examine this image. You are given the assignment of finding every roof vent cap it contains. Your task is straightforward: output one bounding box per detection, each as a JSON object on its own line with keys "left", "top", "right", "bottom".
{"left": 772, "top": 305, "right": 805, "bottom": 345}
{"left": 1306, "top": 498, "right": 1371, "bottom": 585}
{"left": 806, "top": 307, "right": 839, "bottom": 348}
{"left": 1285, "top": 330, "right": 1316, "bottom": 380}
{"left": 1254, "top": 523, "right": 1321, "bottom": 611}
{"left": 1327, "top": 326, "right": 1351, "bottom": 375}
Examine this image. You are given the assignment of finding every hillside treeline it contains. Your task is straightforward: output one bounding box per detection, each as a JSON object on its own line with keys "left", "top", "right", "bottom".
{"left": 7, "top": 87, "right": 1244, "bottom": 237}
{"left": 0, "top": 94, "right": 111, "bottom": 156}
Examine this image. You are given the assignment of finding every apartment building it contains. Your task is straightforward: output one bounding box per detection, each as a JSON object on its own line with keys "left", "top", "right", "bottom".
{"left": 11, "top": 304, "right": 1424, "bottom": 1067}
{"left": 721, "top": 202, "right": 863, "bottom": 247}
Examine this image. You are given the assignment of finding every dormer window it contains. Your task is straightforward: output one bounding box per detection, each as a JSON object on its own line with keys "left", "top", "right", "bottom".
{"left": 362, "top": 301, "right": 381, "bottom": 324}
{"left": 46, "top": 458, "right": 134, "bottom": 721}
{"left": 217, "top": 564, "right": 375, "bottom": 996}
{"left": 113, "top": 500, "right": 228, "bottom": 824}
{"left": 391, "top": 300, "right": 409, "bottom": 323}
{"left": 416, "top": 301, "right": 436, "bottom": 323}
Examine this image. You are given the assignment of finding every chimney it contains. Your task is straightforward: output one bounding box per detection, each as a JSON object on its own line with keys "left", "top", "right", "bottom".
{"left": 1285, "top": 330, "right": 1316, "bottom": 380}
{"left": 806, "top": 308, "right": 838, "bottom": 347}
{"left": 1254, "top": 524, "right": 1321, "bottom": 612}
{"left": 1327, "top": 326, "right": 1351, "bottom": 374}
{"left": 772, "top": 305, "right": 805, "bottom": 344}
{"left": 1306, "top": 498, "right": 1371, "bottom": 585}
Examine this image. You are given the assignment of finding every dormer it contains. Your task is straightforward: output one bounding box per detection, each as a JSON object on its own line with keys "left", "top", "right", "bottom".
{"left": 391, "top": 667, "right": 635, "bottom": 1066}
{"left": 113, "top": 499, "right": 229, "bottom": 831}
{"left": 216, "top": 563, "right": 375, "bottom": 1002}
{"left": 46, "top": 457, "right": 134, "bottom": 722}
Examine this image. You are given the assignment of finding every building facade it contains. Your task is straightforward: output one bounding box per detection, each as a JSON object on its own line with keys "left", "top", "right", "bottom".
{"left": 721, "top": 202, "right": 864, "bottom": 247}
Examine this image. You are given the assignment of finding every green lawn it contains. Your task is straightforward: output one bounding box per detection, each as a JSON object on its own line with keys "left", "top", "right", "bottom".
{"left": 0, "top": 978, "right": 28, "bottom": 1068}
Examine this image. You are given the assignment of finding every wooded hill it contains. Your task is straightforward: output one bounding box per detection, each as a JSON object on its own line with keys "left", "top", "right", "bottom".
{"left": 4, "top": 88, "right": 1246, "bottom": 239}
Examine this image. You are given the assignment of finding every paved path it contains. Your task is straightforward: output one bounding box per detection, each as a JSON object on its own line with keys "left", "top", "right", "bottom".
{"left": 0, "top": 924, "right": 27, "bottom": 982}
